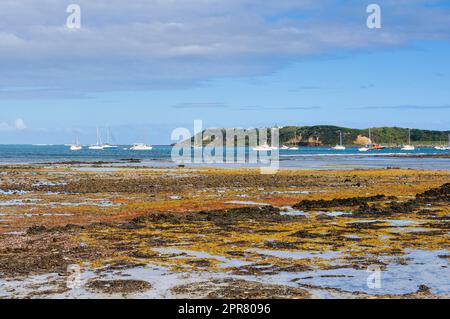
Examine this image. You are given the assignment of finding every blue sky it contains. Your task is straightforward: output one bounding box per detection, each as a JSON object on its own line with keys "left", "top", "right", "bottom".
{"left": 0, "top": 0, "right": 449, "bottom": 144}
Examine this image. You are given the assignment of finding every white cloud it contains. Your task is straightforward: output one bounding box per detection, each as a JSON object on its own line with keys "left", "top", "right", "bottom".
{"left": 0, "top": 118, "right": 27, "bottom": 131}
{"left": 0, "top": 122, "right": 12, "bottom": 131}
{"left": 0, "top": 0, "right": 448, "bottom": 95}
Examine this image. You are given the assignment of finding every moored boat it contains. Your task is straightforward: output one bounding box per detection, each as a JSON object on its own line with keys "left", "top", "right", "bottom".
{"left": 253, "top": 144, "right": 273, "bottom": 151}
{"left": 69, "top": 137, "right": 82, "bottom": 151}
{"left": 102, "top": 128, "right": 118, "bottom": 148}
{"left": 89, "top": 127, "right": 104, "bottom": 150}
{"left": 358, "top": 146, "right": 369, "bottom": 152}
{"left": 130, "top": 143, "right": 153, "bottom": 151}
{"left": 332, "top": 131, "right": 346, "bottom": 150}
{"left": 401, "top": 128, "right": 415, "bottom": 151}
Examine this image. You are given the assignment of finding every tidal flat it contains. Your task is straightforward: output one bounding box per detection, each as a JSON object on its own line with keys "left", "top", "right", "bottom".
{"left": 0, "top": 164, "right": 448, "bottom": 299}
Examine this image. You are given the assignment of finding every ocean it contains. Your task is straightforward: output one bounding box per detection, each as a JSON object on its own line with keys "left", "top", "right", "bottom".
{"left": 0, "top": 145, "right": 449, "bottom": 170}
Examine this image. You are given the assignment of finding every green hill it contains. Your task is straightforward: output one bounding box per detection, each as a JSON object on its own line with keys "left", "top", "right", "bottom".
{"left": 278, "top": 126, "right": 450, "bottom": 146}
{"left": 181, "top": 126, "right": 450, "bottom": 147}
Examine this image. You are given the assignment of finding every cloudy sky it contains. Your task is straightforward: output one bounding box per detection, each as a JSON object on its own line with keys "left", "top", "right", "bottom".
{"left": 0, "top": 0, "right": 449, "bottom": 144}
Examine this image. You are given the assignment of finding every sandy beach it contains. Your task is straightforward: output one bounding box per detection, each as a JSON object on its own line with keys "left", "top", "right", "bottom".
{"left": 0, "top": 163, "right": 448, "bottom": 298}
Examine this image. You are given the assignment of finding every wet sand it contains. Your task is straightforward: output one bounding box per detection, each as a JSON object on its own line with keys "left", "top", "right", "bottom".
{"left": 0, "top": 164, "right": 448, "bottom": 299}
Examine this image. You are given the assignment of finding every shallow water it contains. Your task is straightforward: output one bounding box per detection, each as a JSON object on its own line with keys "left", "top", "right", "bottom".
{"left": 49, "top": 201, "right": 121, "bottom": 207}
{"left": 32, "top": 181, "right": 67, "bottom": 187}
{"left": 249, "top": 249, "right": 341, "bottom": 260}
{"left": 280, "top": 206, "right": 308, "bottom": 217}
{"left": 388, "top": 220, "right": 421, "bottom": 226}
{"left": 1, "top": 248, "right": 448, "bottom": 298}
{"left": 225, "top": 200, "right": 270, "bottom": 206}
{"left": 0, "top": 199, "right": 41, "bottom": 206}
{"left": 153, "top": 248, "right": 252, "bottom": 268}
{"left": 71, "top": 167, "right": 122, "bottom": 172}
{"left": 0, "top": 189, "right": 29, "bottom": 195}
{"left": 324, "top": 211, "right": 353, "bottom": 217}
{"left": 0, "top": 145, "right": 449, "bottom": 170}
{"left": 291, "top": 250, "right": 450, "bottom": 295}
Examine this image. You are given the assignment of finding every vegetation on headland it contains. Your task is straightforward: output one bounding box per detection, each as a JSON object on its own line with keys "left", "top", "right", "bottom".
{"left": 279, "top": 126, "right": 450, "bottom": 146}
{"left": 182, "top": 126, "right": 450, "bottom": 147}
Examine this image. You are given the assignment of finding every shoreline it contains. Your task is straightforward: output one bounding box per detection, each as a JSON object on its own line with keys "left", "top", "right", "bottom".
{"left": 0, "top": 164, "right": 449, "bottom": 298}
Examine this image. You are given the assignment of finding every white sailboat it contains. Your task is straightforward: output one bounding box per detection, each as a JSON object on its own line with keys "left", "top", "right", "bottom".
{"left": 102, "top": 128, "right": 118, "bottom": 149}
{"left": 332, "top": 131, "right": 346, "bottom": 150}
{"left": 435, "top": 134, "right": 450, "bottom": 150}
{"left": 289, "top": 132, "right": 300, "bottom": 150}
{"left": 89, "top": 127, "right": 104, "bottom": 150}
{"left": 130, "top": 143, "right": 153, "bottom": 151}
{"left": 281, "top": 145, "right": 289, "bottom": 150}
{"left": 359, "top": 128, "right": 371, "bottom": 152}
{"left": 70, "top": 137, "right": 82, "bottom": 151}
{"left": 401, "top": 128, "right": 415, "bottom": 151}
{"left": 253, "top": 144, "right": 273, "bottom": 151}
{"left": 358, "top": 146, "right": 369, "bottom": 152}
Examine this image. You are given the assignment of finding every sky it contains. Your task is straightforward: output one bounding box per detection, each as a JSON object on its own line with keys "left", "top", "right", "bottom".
{"left": 0, "top": 0, "right": 449, "bottom": 144}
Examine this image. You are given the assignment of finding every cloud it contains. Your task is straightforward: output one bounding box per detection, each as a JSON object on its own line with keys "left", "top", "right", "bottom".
{"left": 171, "top": 102, "right": 227, "bottom": 109}
{"left": 237, "top": 105, "right": 320, "bottom": 111}
{"left": 359, "top": 84, "right": 375, "bottom": 89}
{"left": 0, "top": 118, "right": 27, "bottom": 131}
{"left": 0, "top": 1, "right": 449, "bottom": 96}
{"left": 353, "top": 105, "right": 450, "bottom": 110}
{"left": 171, "top": 103, "right": 320, "bottom": 110}
{"left": 289, "top": 86, "right": 322, "bottom": 92}
{"left": 0, "top": 87, "right": 92, "bottom": 100}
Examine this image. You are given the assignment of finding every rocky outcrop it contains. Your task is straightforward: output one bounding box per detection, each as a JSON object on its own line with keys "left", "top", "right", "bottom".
{"left": 354, "top": 135, "right": 372, "bottom": 145}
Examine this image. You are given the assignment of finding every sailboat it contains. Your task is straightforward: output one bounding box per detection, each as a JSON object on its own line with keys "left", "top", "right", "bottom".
{"left": 70, "top": 137, "right": 82, "bottom": 151}
{"left": 253, "top": 144, "right": 273, "bottom": 151}
{"left": 369, "top": 129, "right": 386, "bottom": 151}
{"left": 130, "top": 143, "right": 153, "bottom": 151}
{"left": 371, "top": 143, "right": 386, "bottom": 150}
{"left": 89, "top": 127, "right": 104, "bottom": 150}
{"left": 434, "top": 134, "right": 449, "bottom": 150}
{"left": 289, "top": 131, "right": 300, "bottom": 150}
{"left": 401, "top": 128, "right": 415, "bottom": 151}
{"left": 332, "top": 131, "right": 346, "bottom": 150}
{"left": 370, "top": 128, "right": 386, "bottom": 150}
{"left": 358, "top": 146, "right": 369, "bottom": 152}
{"left": 102, "top": 128, "right": 118, "bottom": 149}
{"left": 359, "top": 128, "right": 371, "bottom": 152}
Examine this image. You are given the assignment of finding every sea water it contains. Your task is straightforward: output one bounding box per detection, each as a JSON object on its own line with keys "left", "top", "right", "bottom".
{"left": 0, "top": 145, "right": 448, "bottom": 170}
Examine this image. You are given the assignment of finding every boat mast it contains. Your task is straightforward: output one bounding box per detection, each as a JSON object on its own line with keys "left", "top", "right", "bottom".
{"left": 96, "top": 127, "right": 101, "bottom": 146}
